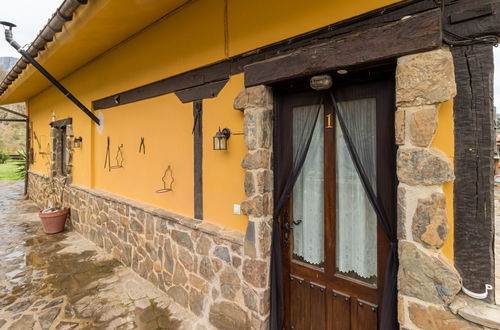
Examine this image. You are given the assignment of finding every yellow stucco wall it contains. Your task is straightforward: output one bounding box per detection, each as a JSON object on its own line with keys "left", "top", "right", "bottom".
{"left": 27, "top": 0, "right": 412, "bottom": 233}
{"left": 27, "top": 75, "right": 248, "bottom": 230}
{"left": 203, "top": 74, "right": 247, "bottom": 230}
{"left": 431, "top": 100, "right": 454, "bottom": 262}
{"left": 92, "top": 94, "right": 195, "bottom": 218}
{"left": 28, "top": 87, "right": 93, "bottom": 186}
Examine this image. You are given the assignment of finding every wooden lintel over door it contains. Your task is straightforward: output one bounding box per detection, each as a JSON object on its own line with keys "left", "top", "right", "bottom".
{"left": 277, "top": 73, "right": 395, "bottom": 329}
{"left": 244, "top": 8, "right": 441, "bottom": 87}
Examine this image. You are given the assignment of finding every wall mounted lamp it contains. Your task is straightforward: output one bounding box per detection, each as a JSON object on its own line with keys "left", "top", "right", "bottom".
{"left": 213, "top": 127, "right": 244, "bottom": 150}
{"left": 310, "top": 74, "right": 333, "bottom": 91}
{"left": 213, "top": 128, "right": 231, "bottom": 150}
{"left": 73, "top": 136, "right": 83, "bottom": 148}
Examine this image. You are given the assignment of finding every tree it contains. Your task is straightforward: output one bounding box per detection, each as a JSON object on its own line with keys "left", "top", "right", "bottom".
{"left": 0, "top": 65, "right": 27, "bottom": 154}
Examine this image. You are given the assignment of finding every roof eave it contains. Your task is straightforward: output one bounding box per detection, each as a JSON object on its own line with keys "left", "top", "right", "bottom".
{"left": 0, "top": 0, "right": 86, "bottom": 100}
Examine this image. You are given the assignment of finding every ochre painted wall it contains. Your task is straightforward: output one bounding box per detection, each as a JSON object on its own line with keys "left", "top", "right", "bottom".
{"left": 27, "top": 0, "right": 413, "bottom": 233}
{"left": 431, "top": 99, "right": 454, "bottom": 262}
{"left": 203, "top": 74, "right": 247, "bottom": 230}
{"left": 28, "top": 74, "right": 248, "bottom": 231}
{"left": 28, "top": 87, "right": 93, "bottom": 187}
{"left": 92, "top": 94, "right": 195, "bottom": 218}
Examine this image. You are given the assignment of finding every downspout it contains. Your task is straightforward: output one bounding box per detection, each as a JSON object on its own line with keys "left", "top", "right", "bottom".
{"left": 25, "top": 117, "right": 29, "bottom": 195}
{"left": 0, "top": 21, "right": 100, "bottom": 125}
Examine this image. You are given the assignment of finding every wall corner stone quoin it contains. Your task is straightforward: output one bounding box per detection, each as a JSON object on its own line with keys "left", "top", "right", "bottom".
{"left": 395, "top": 47, "right": 483, "bottom": 328}
{"left": 238, "top": 84, "right": 274, "bottom": 327}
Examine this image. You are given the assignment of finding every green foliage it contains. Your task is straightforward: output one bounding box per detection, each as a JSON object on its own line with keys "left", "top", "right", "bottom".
{"left": 0, "top": 97, "right": 26, "bottom": 154}
{"left": 11, "top": 149, "right": 26, "bottom": 179}
{"left": 0, "top": 149, "right": 25, "bottom": 180}
{"left": 0, "top": 162, "right": 20, "bottom": 180}
{"left": 0, "top": 151, "right": 9, "bottom": 164}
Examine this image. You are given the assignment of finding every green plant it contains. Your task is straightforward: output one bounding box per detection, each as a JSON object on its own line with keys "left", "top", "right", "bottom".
{"left": 0, "top": 151, "right": 9, "bottom": 164}
{"left": 12, "top": 149, "right": 26, "bottom": 179}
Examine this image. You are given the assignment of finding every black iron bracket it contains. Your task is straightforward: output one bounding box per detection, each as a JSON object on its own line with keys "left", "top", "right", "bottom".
{"left": 0, "top": 105, "right": 27, "bottom": 119}
{"left": 0, "top": 21, "right": 100, "bottom": 125}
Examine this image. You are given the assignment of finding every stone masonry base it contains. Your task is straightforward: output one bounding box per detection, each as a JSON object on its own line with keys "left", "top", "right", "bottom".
{"left": 28, "top": 171, "right": 270, "bottom": 329}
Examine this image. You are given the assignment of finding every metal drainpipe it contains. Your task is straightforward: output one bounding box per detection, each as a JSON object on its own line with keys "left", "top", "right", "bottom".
{"left": 0, "top": 21, "right": 100, "bottom": 125}
{"left": 24, "top": 117, "right": 29, "bottom": 195}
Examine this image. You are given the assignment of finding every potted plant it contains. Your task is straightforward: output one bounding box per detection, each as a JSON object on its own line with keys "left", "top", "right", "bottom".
{"left": 39, "top": 176, "right": 69, "bottom": 234}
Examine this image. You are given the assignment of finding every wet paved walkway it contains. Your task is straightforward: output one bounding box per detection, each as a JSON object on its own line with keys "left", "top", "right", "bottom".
{"left": 0, "top": 181, "right": 198, "bottom": 329}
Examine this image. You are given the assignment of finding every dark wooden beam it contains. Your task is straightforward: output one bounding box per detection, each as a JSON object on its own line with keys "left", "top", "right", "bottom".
{"left": 91, "top": 0, "right": 442, "bottom": 110}
{"left": 244, "top": 8, "right": 442, "bottom": 87}
{"left": 175, "top": 79, "right": 229, "bottom": 103}
{"left": 444, "top": 0, "right": 500, "bottom": 38}
{"left": 193, "top": 100, "right": 203, "bottom": 220}
{"left": 0, "top": 118, "right": 27, "bottom": 122}
{"left": 90, "top": 0, "right": 499, "bottom": 110}
{"left": 229, "top": 0, "right": 438, "bottom": 75}
{"left": 50, "top": 118, "right": 72, "bottom": 128}
{"left": 452, "top": 44, "right": 495, "bottom": 302}
{"left": 93, "top": 62, "right": 230, "bottom": 110}
{"left": 449, "top": 4, "right": 493, "bottom": 24}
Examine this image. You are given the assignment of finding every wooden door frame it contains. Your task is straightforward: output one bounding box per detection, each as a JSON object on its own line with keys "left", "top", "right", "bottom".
{"left": 274, "top": 69, "right": 396, "bottom": 329}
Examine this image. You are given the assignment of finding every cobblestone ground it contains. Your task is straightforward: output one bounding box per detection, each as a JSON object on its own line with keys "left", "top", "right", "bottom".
{"left": 496, "top": 186, "right": 500, "bottom": 305}
{"left": 0, "top": 181, "right": 198, "bottom": 329}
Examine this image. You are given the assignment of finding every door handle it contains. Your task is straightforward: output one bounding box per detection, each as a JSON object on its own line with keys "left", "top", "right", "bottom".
{"left": 284, "top": 219, "right": 302, "bottom": 232}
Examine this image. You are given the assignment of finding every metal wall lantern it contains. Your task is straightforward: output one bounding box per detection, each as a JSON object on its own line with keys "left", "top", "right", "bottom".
{"left": 73, "top": 136, "right": 83, "bottom": 148}
{"left": 213, "top": 128, "right": 231, "bottom": 150}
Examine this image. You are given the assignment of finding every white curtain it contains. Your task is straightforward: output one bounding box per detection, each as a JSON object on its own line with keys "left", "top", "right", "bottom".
{"left": 336, "top": 98, "right": 377, "bottom": 283}
{"left": 292, "top": 105, "right": 324, "bottom": 266}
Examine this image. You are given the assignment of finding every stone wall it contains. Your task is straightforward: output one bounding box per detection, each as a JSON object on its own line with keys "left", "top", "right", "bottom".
{"left": 28, "top": 170, "right": 271, "bottom": 329}
{"left": 395, "top": 48, "right": 487, "bottom": 329}
{"left": 50, "top": 123, "right": 73, "bottom": 180}
{"left": 235, "top": 85, "right": 274, "bottom": 328}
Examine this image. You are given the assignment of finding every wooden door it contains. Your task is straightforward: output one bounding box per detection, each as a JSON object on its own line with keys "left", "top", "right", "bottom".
{"left": 278, "top": 76, "right": 395, "bottom": 330}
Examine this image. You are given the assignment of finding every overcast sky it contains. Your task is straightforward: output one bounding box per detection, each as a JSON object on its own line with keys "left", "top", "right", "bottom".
{"left": 0, "top": 0, "right": 499, "bottom": 112}
{"left": 0, "top": 0, "right": 62, "bottom": 57}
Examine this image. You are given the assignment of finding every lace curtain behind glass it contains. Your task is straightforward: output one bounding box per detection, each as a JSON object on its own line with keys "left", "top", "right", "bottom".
{"left": 336, "top": 98, "right": 377, "bottom": 284}
{"left": 292, "top": 105, "right": 325, "bottom": 267}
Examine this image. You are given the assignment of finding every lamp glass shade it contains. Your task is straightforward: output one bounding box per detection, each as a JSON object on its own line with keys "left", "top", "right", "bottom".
{"left": 213, "top": 131, "right": 227, "bottom": 150}
{"left": 73, "top": 137, "right": 83, "bottom": 148}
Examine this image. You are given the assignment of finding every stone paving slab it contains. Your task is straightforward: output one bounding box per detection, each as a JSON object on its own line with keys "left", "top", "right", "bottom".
{"left": 0, "top": 181, "right": 205, "bottom": 330}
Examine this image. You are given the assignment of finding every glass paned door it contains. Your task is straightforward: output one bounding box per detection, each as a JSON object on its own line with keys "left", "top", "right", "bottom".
{"left": 280, "top": 76, "right": 395, "bottom": 330}
{"left": 335, "top": 98, "right": 378, "bottom": 286}
{"left": 292, "top": 105, "right": 325, "bottom": 268}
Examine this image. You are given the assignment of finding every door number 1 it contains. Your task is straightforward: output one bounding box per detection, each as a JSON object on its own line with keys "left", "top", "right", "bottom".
{"left": 326, "top": 114, "right": 333, "bottom": 128}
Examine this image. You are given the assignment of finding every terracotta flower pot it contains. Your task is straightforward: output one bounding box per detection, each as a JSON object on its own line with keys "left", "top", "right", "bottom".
{"left": 39, "top": 208, "right": 69, "bottom": 234}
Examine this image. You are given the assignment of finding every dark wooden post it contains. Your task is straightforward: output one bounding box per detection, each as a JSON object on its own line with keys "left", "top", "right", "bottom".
{"left": 193, "top": 100, "right": 203, "bottom": 219}
{"left": 452, "top": 44, "right": 495, "bottom": 301}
